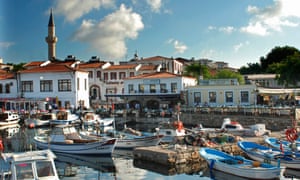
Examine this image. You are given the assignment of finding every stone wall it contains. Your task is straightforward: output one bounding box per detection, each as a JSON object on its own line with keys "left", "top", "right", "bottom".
{"left": 180, "top": 112, "right": 294, "bottom": 131}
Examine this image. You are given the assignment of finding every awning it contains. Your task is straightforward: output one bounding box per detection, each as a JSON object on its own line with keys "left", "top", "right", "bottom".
{"left": 257, "top": 87, "right": 300, "bottom": 95}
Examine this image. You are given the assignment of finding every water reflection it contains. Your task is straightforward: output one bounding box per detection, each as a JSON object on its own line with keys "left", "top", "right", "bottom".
{"left": 0, "top": 125, "right": 298, "bottom": 180}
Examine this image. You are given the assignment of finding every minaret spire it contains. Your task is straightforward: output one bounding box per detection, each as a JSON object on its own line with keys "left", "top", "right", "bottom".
{"left": 45, "top": 8, "right": 58, "bottom": 60}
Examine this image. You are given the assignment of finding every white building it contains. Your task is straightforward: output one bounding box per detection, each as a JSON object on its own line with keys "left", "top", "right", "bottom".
{"left": 18, "top": 60, "right": 89, "bottom": 109}
{"left": 122, "top": 71, "right": 197, "bottom": 109}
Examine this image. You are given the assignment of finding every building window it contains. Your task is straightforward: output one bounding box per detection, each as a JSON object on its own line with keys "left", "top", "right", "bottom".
{"left": 241, "top": 91, "right": 249, "bottom": 103}
{"left": 129, "top": 72, "right": 134, "bottom": 77}
{"left": 0, "top": 84, "right": 2, "bottom": 93}
{"left": 84, "top": 79, "right": 87, "bottom": 90}
{"left": 96, "top": 71, "right": 101, "bottom": 78}
{"left": 138, "top": 84, "right": 144, "bottom": 93}
{"left": 119, "top": 72, "right": 126, "bottom": 79}
{"left": 88, "top": 71, "right": 93, "bottom": 78}
{"left": 5, "top": 84, "right": 10, "bottom": 93}
{"left": 160, "top": 83, "right": 167, "bottom": 93}
{"left": 209, "top": 91, "right": 216, "bottom": 103}
{"left": 58, "top": 79, "right": 71, "bottom": 92}
{"left": 40, "top": 80, "right": 53, "bottom": 92}
{"left": 110, "top": 72, "right": 117, "bottom": 80}
{"left": 22, "top": 81, "right": 33, "bottom": 92}
{"left": 150, "top": 84, "right": 156, "bottom": 93}
{"left": 128, "top": 84, "right": 134, "bottom": 93}
{"left": 194, "top": 92, "right": 201, "bottom": 105}
{"left": 104, "top": 73, "right": 108, "bottom": 80}
{"left": 225, "top": 91, "right": 233, "bottom": 103}
{"left": 171, "top": 83, "right": 177, "bottom": 93}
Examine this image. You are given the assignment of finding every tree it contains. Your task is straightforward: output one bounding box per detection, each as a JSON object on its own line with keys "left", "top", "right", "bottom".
{"left": 183, "top": 62, "right": 211, "bottom": 79}
{"left": 260, "top": 46, "right": 300, "bottom": 73}
{"left": 270, "top": 52, "right": 300, "bottom": 87}
{"left": 239, "top": 62, "right": 262, "bottom": 74}
{"left": 214, "top": 69, "right": 245, "bottom": 84}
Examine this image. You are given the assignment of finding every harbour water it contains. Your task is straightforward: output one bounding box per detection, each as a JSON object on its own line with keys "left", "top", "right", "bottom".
{"left": 0, "top": 124, "right": 298, "bottom": 180}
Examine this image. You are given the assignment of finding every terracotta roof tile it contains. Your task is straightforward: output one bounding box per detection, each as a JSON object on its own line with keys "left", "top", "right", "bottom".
{"left": 139, "top": 64, "right": 157, "bottom": 70}
{"left": 19, "top": 64, "right": 80, "bottom": 73}
{"left": 126, "top": 71, "right": 182, "bottom": 79}
{"left": 105, "top": 64, "right": 137, "bottom": 70}
{"left": 78, "top": 62, "right": 105, "bottom": 68}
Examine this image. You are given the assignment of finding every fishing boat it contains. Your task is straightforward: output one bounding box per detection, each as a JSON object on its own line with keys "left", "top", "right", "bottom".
{"left": 238, "top": 141, "right": 300, "bottom": 170}
{"left": 0, "top": 111, "right": 20, "bottom": 127}
{"left": 264, "top": 136, "right": 300, "bottom": 152}
{"left": 49, "top": 109, "right": 80, "bottom": 126}
{"left": 81, "top": 127, "right": 163, "bottom": 150}
{"left": 80, "top": 110, "right": 99, "bottom": 126}
{"left": 0, "top": 149, "right": 59, "bottom": 180}
{"left": 155, "top": 120, "right": 186, "bottom": 144}
{"left": 192, "top": 118, "right": 271, "bottom": 137}
{"left": 106, "top": 128, "right": 163, "bottom": 149}
{"left": 24, "top": 112, "right": 55, "bottom": 128}
{"left": 33, "top": 125, "right": 116, "bottom": 155}
{"left": 199, "top": 147, "right": 283, "bottom": 179}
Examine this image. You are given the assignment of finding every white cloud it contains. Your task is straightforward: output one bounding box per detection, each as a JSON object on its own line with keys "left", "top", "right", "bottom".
{"left": 233, "top": 41, "right": 249, "bottom": 52}
{"left": 0, "top": 42, "right": 14, "bottom": 49}
{"left": 168, "top": 39, "right": 187, "bottom": 54}
{"left": 219, "top": 26, "right": 235, "bottom": 34}
{"left": 72, "top": 4, "right": 144, "bottom": 59}
{"left": 241, "top": 0, "right": 300, "bottom": 36}
{"left": 146, "top": 0, "right": 162, "bottom": 13}
{"left": 53, "top": 0, "right": 115, "bottom": 22}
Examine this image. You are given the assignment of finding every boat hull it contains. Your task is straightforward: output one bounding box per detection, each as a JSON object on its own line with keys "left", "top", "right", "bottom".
{"left": 33, "top": 136, "right": 116, "bottom": 155}
{"left": 115, "top": 135, "right": 162, "bottom": 149}
{"left": 238, "top": 141, "right": 300, "bottom": 170}
{"left": 199, "top": 148, "right": 282, "bottom": 179}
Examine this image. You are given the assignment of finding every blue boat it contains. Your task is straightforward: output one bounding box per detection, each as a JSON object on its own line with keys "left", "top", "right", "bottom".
{"left": 264, "top": 136, "right": 300, "bottom": 152}
{"left": 238, "top": 141, "right": 300, "bottom": 170}
{"left": 199, "top": 147, "right": 283, "bottom": 179}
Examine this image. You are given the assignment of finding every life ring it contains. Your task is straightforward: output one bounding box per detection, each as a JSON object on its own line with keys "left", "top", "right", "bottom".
{"left": 285, "top": 128, "right": 298, "bottom": 142}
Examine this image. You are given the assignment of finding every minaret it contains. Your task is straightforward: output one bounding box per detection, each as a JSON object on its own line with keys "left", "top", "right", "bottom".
{"left": 45, "top": 9, "right": 58, "bottom": 60}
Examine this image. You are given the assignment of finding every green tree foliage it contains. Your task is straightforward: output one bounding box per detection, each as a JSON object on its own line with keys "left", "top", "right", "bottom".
{"left": 260, "top": 46, "right": 300, "bottom": 73}
{"left": 239, "top": 62, "right": 262, "bottom": 74}
{"left": 183, "top": 62, "right": 211, "bottom": 79}
{"left": 269, "top": 52, "right": 300, "bottom": 87}
{"left": 214, "top": 69, "right": 245, "bottom": 84}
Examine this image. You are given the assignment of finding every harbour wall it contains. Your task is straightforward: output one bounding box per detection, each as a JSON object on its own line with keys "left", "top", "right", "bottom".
{"left": 178, "top": 113, "right": 294, "bottom": 132}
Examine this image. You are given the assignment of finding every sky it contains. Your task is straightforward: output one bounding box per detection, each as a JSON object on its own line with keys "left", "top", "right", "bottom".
{"left": 1, "top": 0, "right": 300, "bottom": 68}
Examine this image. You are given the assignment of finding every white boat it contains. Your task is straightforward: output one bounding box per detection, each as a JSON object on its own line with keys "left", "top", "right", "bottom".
{"left": 155, "top": 120, "right": 186, "bottom": 144}
{"left": 50, "top": 109, "right": 80, "bottom": 126}
{"left": 192, "top": 118, "right": 271, "bottom": 137}
{"left": 199, "top": 147, "right": 283, "bottom": 179}
{"left": 238, "top": 141, "right": 300, "bottom": 170}
{"left": 80, "top": 110, "right": 99, "bottom": 126}
{"left": 33, "top": 125, "right": 117, "bottom": 155}
{"left": 0, "top": 149, "right": 59, "bottom": 180}
{"left": 0, "top": 111, "right": 20, "bottom": 127}
{"left": 24, "top": 112, "right": 55, "bottom": 128}
{"left": 0, "top": 124, "right": 20, "bottom": 139}
{"left": 81, "top": 127, "right": 163, "bottom": 150}
{"left": 107, "top": 128, "right": 163, "bottom": 149}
